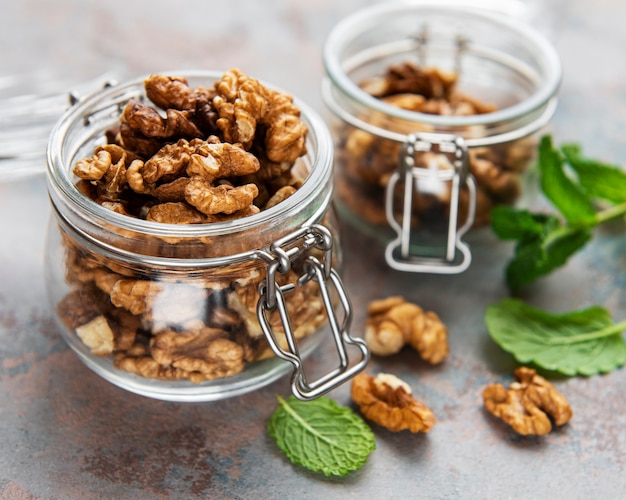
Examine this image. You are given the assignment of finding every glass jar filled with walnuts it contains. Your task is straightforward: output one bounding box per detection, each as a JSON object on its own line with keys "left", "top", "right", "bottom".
{"left": 323, "top": 2, "right": 561, "bottom": 273}
{"left": 45, "top": 69, "right": 368, "bottom": 402}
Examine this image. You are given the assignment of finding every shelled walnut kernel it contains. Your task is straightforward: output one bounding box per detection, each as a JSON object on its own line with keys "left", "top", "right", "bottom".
{"left": 351, "top": 372, "right": 436, "bottom": 433}
{"left": 57, "top": 69, "right": 327, "bottom": 384}
{"left": 482, "top": 367, "right": 573, "bottom": 435}
{"left": 365, "top": 296, "right": 449, "bottom": 364}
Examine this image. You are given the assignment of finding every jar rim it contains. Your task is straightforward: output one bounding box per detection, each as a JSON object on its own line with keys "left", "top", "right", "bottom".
{"left": 322, "top": 1, "right": 562, "bottom": 128}
{"left": 46, "top": 69, "right": 334, "bottom": 239}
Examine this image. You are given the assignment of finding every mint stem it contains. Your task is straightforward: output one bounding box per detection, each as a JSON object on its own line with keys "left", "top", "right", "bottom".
{"left": 545, "top": 319, "right": 626, "bottom": 345}
{"left": 595, "top": 201, "right": 626, "bottom": 225}
{"left": 543, "top": 224, "right": 584, "bottom": 246}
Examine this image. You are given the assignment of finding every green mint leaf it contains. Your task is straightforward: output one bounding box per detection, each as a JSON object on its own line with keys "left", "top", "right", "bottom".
{"left": 500, "top": 213, "right": 592, "bottom": 289}
{"left": 491, "top": 206, "right": 547, "bottom": 241}
{"left": 561, "top": 143, "right": 626, "bottom": 205}
{"left": 492, "top": 136, "right": 626, "bottom": 288}
{"left": 267, "top": 395, "right": 376, "bottom": 477}
{"left": 538, "top": 135, "right": 596, "bottom": 225}
{"left": 485, "top": 299, "right": 626, "bottom": 376}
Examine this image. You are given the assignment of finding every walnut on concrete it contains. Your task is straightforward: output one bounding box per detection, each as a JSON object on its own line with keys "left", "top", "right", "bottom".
{"left": 483, "top": 367, "right": 573, "bottom": 436}
{"left": 365, "top": 296, "right": 449, "bottom": 364}
{"left": 351, "top": 372, "right": 436, "bottom": 433}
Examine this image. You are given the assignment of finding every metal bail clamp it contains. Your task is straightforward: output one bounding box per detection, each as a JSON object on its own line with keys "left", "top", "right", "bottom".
{"left": 384, "top": 132, "right": 477, "bottom": 273}
{"left": 256, "top": 224, "right": 370, "bottom": 401}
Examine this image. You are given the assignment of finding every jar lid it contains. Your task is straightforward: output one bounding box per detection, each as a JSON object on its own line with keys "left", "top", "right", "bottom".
{"left": 0, "top": 69, "right": 124, "bottom": 181}
{"left": 322, "top": 1, "right": 562, "bottom": 146}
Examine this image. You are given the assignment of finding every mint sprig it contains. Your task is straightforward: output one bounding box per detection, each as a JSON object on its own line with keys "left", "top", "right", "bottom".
{"left": 492, "top": 135, "right": 626, "bottom": 289}
{"left": 267, "top": 395, "right": 376, "bottom": 477}
{"left": 491, "top": 206, "right": 592, "bottom": 289}
{"left": 485, "top": 298, "right": 626, "bottom": 376}
{"left": 561, "top": 143, "right": 626, "bottom": 204}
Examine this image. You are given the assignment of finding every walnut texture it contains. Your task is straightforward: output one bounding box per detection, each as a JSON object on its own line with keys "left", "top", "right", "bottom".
{"left": 73, "top": 148, "right": 113, "bottom": 181}
{"left": 482, "top": 367, "right": 573, "bottom": 436}
{"left": 213, "top": 68, "right": 307, "bottom": 162}
{"left": 144, "top": 74, "right": 198, "bottom": 111}
{"left": 351, "top": 372, "right": 436, "bottom": 433}
{"left": 143, "top": 74, "right": 218, "bottom": 137}
{"left": 114, "top": 343, "right": 196, "bottom": 382}
{"left": 227, "top": 269, "right": 325, "bottom": 360}
{"left": 150, "top": 328, "right": 245, "bottom": 380}
{"left": 365, "top": 296, "right": 449, "bottom": 364}
{"left": 213, "top": 68, "right": 270, "bottom": 147}
{"left": 185, "top": 140, "right": 260, "bottom": 182}
{"left": 263, "top": 90, "right": 308, "bottom": 163}
{"left": 361, "top": 63, "right": 457, "bottom": 100}
{"left": 75, "top": 315, "right": 115, "bottom": 356}
{"left": 146, "top": 202, "right": 207, "bottom": 224}
{"left": 121, "top": 100, "right": 202, "bottom": 141}
{"left": 73, "top": 144, "right": 137, "bottom": 196}
{"left": 109, "top": 279, "right": 162, "bottom": 316}
{"left": 184, "top": 177, "right": 259, "bottom": 215}
{"left": 264, "top": 185, "right": 296, "bottom": 209}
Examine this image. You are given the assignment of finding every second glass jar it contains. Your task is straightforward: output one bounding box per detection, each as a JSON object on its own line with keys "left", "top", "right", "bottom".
{"left": 323, "top": 2, "right": 562, "bottom": 273}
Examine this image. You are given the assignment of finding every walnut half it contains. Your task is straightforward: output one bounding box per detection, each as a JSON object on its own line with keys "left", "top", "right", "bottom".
{"left": 365, "top": 296, "right": 449, "bottom": 364}
{"left": 75, "top": 315, "right": 115, "bottom": 357}
{"left": 351, "top": 372, "right": 436, "bottom": 433}
{"left": 482, "top": 367, "right": 573, "bottom": 436}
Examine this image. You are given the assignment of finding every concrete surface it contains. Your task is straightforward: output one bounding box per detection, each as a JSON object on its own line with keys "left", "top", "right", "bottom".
{"left": 1, "top": 1, "right": 625, "bottom": 498}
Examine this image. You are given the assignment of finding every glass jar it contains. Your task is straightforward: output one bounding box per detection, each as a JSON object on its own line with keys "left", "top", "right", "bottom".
{"left": 45, "top": 70, "right": 368, "bottom": 402}
{"left": 322, "top": 2, "right": 562, "bottom": 273}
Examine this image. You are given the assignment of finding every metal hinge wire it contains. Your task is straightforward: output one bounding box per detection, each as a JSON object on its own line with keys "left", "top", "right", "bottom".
{"left": 385, "top": 132, "right": 476, "bottom": 273}
{"left": 256, "top": 224, "right": 369, "bottom": 401}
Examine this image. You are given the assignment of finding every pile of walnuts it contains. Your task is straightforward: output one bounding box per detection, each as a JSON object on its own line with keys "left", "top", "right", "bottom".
{"left": 335, "top": 61, "right": 535, "bottom": 228}
{"left": 351, "top": 296, "right": 446, "bottom": 434}
{"left": 352, "top": 297, "right": 572, "bottom": 436}
{"left": 73, "top": 70, "right": 307, "bottom": 223}
{"left": 57, "top": 69, "right": 328, "bottom": 384}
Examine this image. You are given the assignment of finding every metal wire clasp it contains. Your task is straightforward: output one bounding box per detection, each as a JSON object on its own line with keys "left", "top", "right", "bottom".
{"left": 68, "top": 80, "right": 142, "bottom": 126}
{"left": 385, "top": 132, "right": 476, "bottom": 273}
{"left": 256, "top": 224, "right": 369, "bottom": 401}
